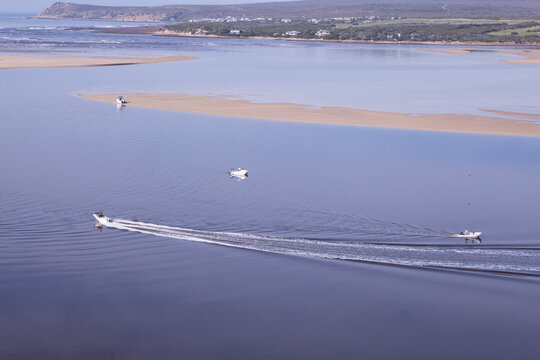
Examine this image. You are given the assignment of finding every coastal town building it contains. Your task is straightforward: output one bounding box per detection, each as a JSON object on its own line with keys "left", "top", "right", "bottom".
{"left": 316, "top": 30, "right": 331, "bottom": 37}
{"left": 285, "top": 30, "right": 301, "bottom": 37}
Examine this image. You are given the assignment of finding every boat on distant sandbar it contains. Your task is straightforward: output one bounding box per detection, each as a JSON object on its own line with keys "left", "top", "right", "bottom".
{"left": 116, "top": 96, "right": 127, "bottom": 105}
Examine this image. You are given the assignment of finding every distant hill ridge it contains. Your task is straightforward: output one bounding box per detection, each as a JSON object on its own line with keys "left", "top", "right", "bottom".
{"left": 38, "top": 1, "right": 540, "bottom": 22}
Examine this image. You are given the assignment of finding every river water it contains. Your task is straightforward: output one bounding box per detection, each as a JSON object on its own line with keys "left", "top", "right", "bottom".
{"left": 1, "top": 13, "right": 540, "bottom": 359}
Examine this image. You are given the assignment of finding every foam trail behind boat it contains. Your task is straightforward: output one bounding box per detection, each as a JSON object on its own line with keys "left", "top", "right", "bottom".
{"left": 101, "top": 217, "right": 540, "bottom": 277}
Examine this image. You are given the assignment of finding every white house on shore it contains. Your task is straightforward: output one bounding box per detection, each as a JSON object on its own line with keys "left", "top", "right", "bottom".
{"left": 230, "top": 29, "right": 242, "bottom": 35}
{"left": 316, "top": 29, "right": 331, "bottom": 37}
{"left": 285, "top": 30, "right": 301, "bottom": 37}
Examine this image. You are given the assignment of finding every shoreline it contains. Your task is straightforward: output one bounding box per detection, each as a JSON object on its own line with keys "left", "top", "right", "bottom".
{"left": 78, "top": 93, "right": 540, "bottom": 137}
{"left": 0, "top": 54, "right": 198, "bottom": 70}
{"left": 498, "top": 49, "right": 540, "bottom": 64}
{"left": 156, "top": 29, "right": 540, "bottom": 47}
{"left": 96, "top": 26, "right": 540, "bottom": 47}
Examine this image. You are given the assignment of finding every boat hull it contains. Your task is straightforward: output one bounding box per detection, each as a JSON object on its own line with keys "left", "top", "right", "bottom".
{"left": 93, "top": 213, "right": 113, "bottom": 227}
{"left": 229, "top": 170, "right": 248, "bottom": 177}
{"left": 452, "top": 232, "right": 482, "bottom": 239}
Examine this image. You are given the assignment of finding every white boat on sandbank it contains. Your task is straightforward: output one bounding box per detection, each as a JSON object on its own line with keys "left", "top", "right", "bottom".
{"left": 116, "top": 96, "right": 127, "bottom": 105}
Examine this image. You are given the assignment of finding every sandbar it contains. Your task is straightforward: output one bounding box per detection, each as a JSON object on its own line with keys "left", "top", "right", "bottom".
{"left": 498, "top": 49, "right": 540, "bottom": 64}
{"left": 0, "top": 54, "right": 197, "bottom": 70}
{"left": 78, "top": 93, "right": 540, "bottom": 137}
{"left": 419, "top": 48, "right": 473, "bottom": 55}
{"left": 418, "top": 48, "right": 540, "bottom": 64}
{"left": 479, "top": 108, "right": 540, "bottom": 120}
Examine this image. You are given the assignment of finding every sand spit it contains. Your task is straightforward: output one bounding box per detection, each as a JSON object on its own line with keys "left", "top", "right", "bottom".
{"left": 499, "top": 49, "right": 540, "bottom": 64}
{"left": 78, "top": 93, "right": 540, "bottom": 137}
{"left": 419, "top": 48, "right": 540, "bottom": 64}
{"left": 479, "top": 109, "right": 540, "bottom": 120}
{"left": 0, "top": 54, "right": 198, "bottom": 70}
{"left": 419, "top": 48, "right": 473, "bottom": 55}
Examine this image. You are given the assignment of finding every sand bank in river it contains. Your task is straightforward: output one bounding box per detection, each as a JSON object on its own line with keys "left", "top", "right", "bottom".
{"left": 0, "top": 54, "right": 197, "bottom": 70}
{"left": 78, "top": 93, "right": 540, "bottom": 137}
{"left": 419, "top": 48, "right": 540, "bottom": 64}
{"left": 479, "top": 108, "right": 540, "bottom": 120}
{"left": 419, "top": 48, "right": 473, "bottom": 55}
{"left": 499, "top": 49, "right": 540, "bottom": 64}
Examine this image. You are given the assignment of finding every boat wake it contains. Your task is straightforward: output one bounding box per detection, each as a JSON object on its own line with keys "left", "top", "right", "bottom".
{"left": 99, "top": 217, "right": 540, "bottom": 277}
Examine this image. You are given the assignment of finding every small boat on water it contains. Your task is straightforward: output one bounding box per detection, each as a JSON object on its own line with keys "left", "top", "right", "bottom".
{"left": 453, "top": 230, "right": 482, "bottom": 239}
{"left": 116, "top": 96, "right": 127, "bottom": 105}
{"left": 229, "top": 168, "right": 248, "bottom": 178}
{"left": 93, "top": 211, "right": 113, "bottom": 226}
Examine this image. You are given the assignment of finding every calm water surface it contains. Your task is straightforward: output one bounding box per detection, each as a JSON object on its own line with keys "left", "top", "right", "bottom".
{"left": 1, "top": 14, "right": 540, "bottom": 359}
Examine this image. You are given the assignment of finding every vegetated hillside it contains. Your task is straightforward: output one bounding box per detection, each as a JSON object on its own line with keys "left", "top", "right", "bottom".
{"left": 163, "top": 19, "right": 540, "bottom": 43}
{"left": 38, "top": 1, "right": 540, "bottom": 22}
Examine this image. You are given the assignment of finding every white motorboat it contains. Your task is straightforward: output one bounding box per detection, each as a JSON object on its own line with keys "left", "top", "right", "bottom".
{"left": 229, "top": 168, "right": 248, "bottom": 177}
{"left": 93, "top": 211, "right": 113, "bottom": 226}
{"left": 453, "top": 230, "right": 482, "bottom": 239}
{"left": 116, "top": 96, "right": 127, "bottom": 105}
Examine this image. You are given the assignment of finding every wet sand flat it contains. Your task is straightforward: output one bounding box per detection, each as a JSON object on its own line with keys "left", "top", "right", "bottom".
{"left": 419, "top": 48, "right": 473, "bottom": 55}
{"left": 479, "top": 108, "right": 540, "bottom": 120}
{"left": 79, "top": 93, "right": 540, "bottom": 137}
{"left": 0, "top": 54, "right": 198, "bottom": 70}
{"left": 499, "top": 49, "right": 540, "bottom": 64}
{"left": 418, "top": 48, "right": 540, "bottom": 64}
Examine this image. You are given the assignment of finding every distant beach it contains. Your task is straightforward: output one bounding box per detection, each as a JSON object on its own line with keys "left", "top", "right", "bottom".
{"left": 0, "top": 54, "right": 197, "bottom": 70}
{"left": 2, "top": 48, "right": 537, "bottom": 71}
{"left": 499, "top": 49, "right": 540, "bottom": 64}
{"left": 78, "top": 93, "right": 540, "bottom": 137}
{"left": 420, "top": 48, "right": 540, "bottom": 64}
